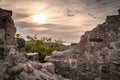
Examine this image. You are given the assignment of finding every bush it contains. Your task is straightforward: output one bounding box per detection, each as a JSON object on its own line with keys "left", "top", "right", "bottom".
{"left": 25, "top": 35, "right": 64, "bottom": 62}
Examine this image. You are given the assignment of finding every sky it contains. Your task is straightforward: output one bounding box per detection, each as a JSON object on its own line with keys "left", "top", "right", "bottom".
{"left": 0, "top": 0, "right": 120, "bottom": 44}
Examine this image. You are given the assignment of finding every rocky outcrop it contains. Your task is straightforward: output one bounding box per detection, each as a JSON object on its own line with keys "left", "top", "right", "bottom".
{"left": 0, "top": 8, "right": 68, "bottom": 80}
{"left": 26, "top": 52, "right": 39, "bottom": 61}
{"left": 0, "top": 8, "right": 120, "bottom": 80}
{"left": 0, "top": 8, "right": 18, "bottom": 60}
{"left": 46, "top": 9, "right": 120, "bottom": 80}
{"left": 0, "top": 8, "right": 16, "bottom": 45}
{"left": 16, "top": 38, "right": 26, "bottom": 52}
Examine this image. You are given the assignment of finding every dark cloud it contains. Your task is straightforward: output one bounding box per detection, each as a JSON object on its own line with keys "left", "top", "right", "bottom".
{"left": 13, "top": 13, "right": 30, "bottom": 19}
{"left": 15, "top": 21, "right": 35, "bottom": 29}
{"left": 95, "top": 0, "right": 104, "bottom": 3}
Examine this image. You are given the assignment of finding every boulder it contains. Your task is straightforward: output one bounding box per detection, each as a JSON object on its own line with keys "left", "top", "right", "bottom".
{"left": 26, "top": 53, "right": 38, "bottom": 61}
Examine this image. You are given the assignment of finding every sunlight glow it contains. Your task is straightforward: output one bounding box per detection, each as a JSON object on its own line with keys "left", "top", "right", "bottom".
{"left": 33, "top": 14, "right": 46, "bottom": 24}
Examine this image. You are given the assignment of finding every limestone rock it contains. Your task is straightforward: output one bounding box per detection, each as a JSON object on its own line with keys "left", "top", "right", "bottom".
{"left": 0, "top": 8, "right": 68, "bottom": 80}
{"left": 16, "top": 38, "right": 26, "bottom": 52}
{"left": 0, "top": 8, "right": 17, "bottom": 60}
{"left": 46, "top": 9, "right": 120, "bottom": 80}
{"left": 16, "top": 38, "right": 25, "bottom": 48}
{"left": 26, "top": 52, "right": 39, "bottom": 61}
{"left": 42, "top": 62, "right": 55, "bottom": 74}
{"left": 0, "top": 61, "right": 69, "bottom": 80}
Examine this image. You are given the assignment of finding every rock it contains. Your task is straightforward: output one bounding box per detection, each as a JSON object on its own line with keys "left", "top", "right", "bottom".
{"left": 0, "top": 47, "right": 5, "bottom": 59}
{"left": 118, "top": 9, "right": 120, "bottom": 15}
{"left": 30, "top": 61, "right": 42, "bottom": 70}
{"left": 6, "top": 65, "right": 24, "bottom": 75}
{"left": 0, "top": 8, "right": 12, "bottom": 20}
{"left": 4, "top": 17, "right": 16, "bottom": 45}
{"left": 44, "top": 56, "right": 52, "bottom": 61}
{"left": 101, "top": 65, "right": 110, "bottom": 73}
{"left": 70, "top": 43, "right": 78, "bottom": 48}
{"left": 42, "top": 62, "right": 55, "bottom": 73}
{"left": 47, "top": 9, "right": 120, "bottom": 80}
{"left": 16, "top": 38, "right": 25, "bottom": 48}
{"left": 16, "top": 38, "right": 26, "bottom": 52}
{"left": 0, "top": 8, "right": 69, "bottom": 80}
{"left": 0, "top": 28, "right": 5, "bottom": 44}
{"left": 0, "top": 8, "right": 16, "bottom": 45}
{"left": 26, "top": 52, "right": 38, "bottom": 61}
{"left": 0, "top": 8, "right": 25, "bottom": 61}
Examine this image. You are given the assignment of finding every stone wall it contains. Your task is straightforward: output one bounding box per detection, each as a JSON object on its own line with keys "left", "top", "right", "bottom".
{"left": 46, "top": 9, "right": 120, "bottom": 80}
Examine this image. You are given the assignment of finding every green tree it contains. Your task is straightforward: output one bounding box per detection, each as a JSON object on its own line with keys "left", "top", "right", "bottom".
{"left": 25, "top": 35, "right": 63, "bottom": 62}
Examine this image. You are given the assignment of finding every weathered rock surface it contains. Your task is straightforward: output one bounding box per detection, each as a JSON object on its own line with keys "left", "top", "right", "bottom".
{"left": 46, "top": 9, "right": 120, "bottom": 80}
{"left": 0, "top": 8, "right": 69, "bottom": 80}
{"left": 0, "top": 8, "right": 120, "bottom": 80}
{"left": 26, "top": 52, "right": 39, "bottom": 61}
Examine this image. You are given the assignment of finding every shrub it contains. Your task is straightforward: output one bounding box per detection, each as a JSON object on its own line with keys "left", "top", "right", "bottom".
{"left": 25, "top": 35, "right": 64, "bottom": 62}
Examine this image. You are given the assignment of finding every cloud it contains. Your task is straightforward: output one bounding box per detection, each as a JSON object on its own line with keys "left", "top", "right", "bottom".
{"left": 16, "top": 21, "right": 84, "bottom": 33}
{"left": 15, "top": 21, "right": 84, "bottom": 43}
{"left": 13, "top": 13, "right": 30, "bottom": 20}
{"left": 1, "top": 0, "right": 120, "bottom": 43}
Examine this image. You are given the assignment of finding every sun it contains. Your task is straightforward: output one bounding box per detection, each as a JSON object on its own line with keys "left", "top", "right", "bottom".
{"left": 33, "top": 14, "right": 46, "bottom": 24}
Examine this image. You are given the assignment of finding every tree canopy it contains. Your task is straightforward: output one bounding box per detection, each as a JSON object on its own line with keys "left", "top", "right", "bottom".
{"left": 16, "top": 34, "right": 64, "bottom": 62}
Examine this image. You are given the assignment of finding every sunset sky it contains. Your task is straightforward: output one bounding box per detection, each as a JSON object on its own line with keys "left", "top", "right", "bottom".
{"left": 1, "top": 0, "right": 120, "bottom": 43}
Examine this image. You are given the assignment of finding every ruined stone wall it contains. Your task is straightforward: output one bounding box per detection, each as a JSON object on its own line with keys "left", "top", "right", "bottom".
{"left": 46, "top": 9, "right": 120, "bottom": 80}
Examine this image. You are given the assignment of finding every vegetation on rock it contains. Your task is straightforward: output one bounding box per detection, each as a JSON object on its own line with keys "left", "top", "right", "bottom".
{"left": 16, "top": 34, "right": 64, "bottom": 62}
